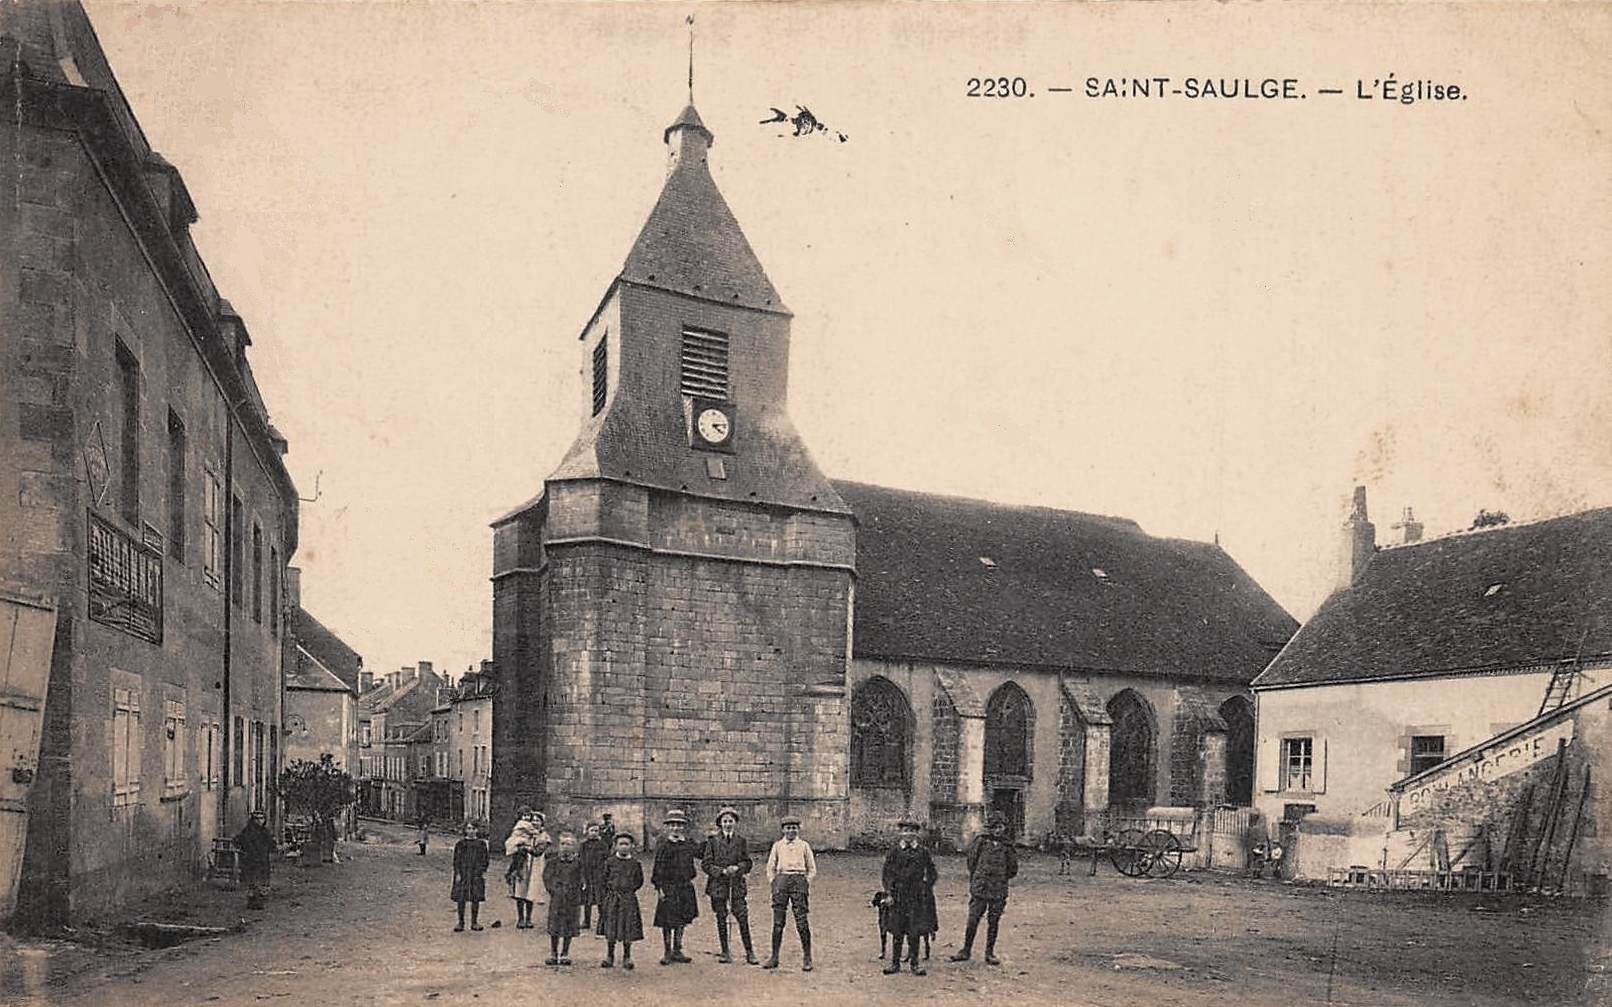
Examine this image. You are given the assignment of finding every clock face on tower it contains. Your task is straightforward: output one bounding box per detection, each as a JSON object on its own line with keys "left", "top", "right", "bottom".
{"left": 691, "top": 399, "right": 735, "bottom": 451}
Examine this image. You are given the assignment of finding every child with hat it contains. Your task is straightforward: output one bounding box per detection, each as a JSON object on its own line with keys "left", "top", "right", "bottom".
{"left": 949, "top": 813, "right": 1018, "bottom": 965}
{"left": 762, "top": 815, "right": 817, "bottom": 971}
{"left": 599, "top": 831, "right": 645, "bottom": 969}
{"left": 881, "top": 819, "right": 939, "bottom": 975}
{"left": 651, "top": 809, "right": 700, "bottom": 965}
{"left": 702, "top": 806, "right": 758, "bottom": 965}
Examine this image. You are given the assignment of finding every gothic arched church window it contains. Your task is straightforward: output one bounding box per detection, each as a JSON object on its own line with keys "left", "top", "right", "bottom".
{"left": 984, "top": 682, "right": 1034, "bottom": 779}
{"left": 850, "top": 677, "right": 911, "bottom": 788}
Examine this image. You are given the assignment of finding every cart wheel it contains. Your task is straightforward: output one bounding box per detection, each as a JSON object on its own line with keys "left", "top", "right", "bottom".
{"left": 1144, "top": 829, "right": 1183, "bottom": 878}
{"left": 1110, "top": 828, "right": 1150, "bottom": 877}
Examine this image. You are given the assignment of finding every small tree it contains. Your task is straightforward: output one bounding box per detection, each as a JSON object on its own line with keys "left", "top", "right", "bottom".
{"left": 1470, "top": 509, "right": 1512, "bottom": 530}
{"left": 278, "top": 755, "right": 355, "bottom": 861}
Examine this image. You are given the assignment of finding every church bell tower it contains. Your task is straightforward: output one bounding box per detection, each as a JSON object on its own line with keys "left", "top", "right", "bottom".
{"left": 491, "top": 103, "right": 856, "bottom": 845}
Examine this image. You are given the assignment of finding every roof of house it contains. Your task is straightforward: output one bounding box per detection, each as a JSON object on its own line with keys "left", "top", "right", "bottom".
{"left": 285, "top": 644, "right": 351, "bottom": 694}
{"left": 1255, "top": 507, "right": 1612, "bottom": 689}
{"left": 619, "top": 104, "right": 787, "bottom": 314}
{"left": 291, "top": 607, "right": 363, "bottom": 691}
{"left": 834, "top": 480, "right": 1296, "bottom": 682}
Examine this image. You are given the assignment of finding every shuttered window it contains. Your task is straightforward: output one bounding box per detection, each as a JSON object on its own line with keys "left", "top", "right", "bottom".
{"left": 591, "top": 338, "right": 608, "bottom": 416}
{"left": 113, "top": 686, "right": 142, "bottom": 807}
{"left": 680, "top": 329, "right": 730, "bottom": 399}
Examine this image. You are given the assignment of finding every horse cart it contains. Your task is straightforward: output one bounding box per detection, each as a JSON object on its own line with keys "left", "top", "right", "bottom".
{"left": 1070, "top": 819, "right": 1199, "bottom": 879}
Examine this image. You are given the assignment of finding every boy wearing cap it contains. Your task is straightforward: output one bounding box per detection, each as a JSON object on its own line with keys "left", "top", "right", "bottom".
{"left": 881, "top": 819, "right": 939, "bottom": 975}
{"left": 949, "top": 814, "right": 1018, "bottom": 965}
{"left": 599, "top": 832, "right": 645, "bottom": 969}
{"left": 652, "top": 810, "right": 700, "bottom": 965}
{"left": 702, "top": 806, "right": 758, "bottom": 965}
{"left": 763, "top": 815, "right": 817, "bottom": 971}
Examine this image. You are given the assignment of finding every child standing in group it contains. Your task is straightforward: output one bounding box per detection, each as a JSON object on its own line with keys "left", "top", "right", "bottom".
{"left": 543, "top": 831, "right": 583, "bottom": 965}
{"left": 701, "top": 806, "right": 758, "bottom": 965}
{"left": 503, "top": 807, "right": 551, "bottom": 930}
{"left": 880, "top": 819, "right": 938, "bottom": 976}
{"left": 763, "top": 815, "right": 816, "bottom": 972}
{"left": 651, "top": 809, "right": 700, "bottom": 965}
{"left": 578, "top": 821, "right": 609, "bottom": 932}
{"left": 451, "top": 822, "right": 490, "bottom": 933}
{"left": 599, "top": 831, "right": 645, "bottom": 970}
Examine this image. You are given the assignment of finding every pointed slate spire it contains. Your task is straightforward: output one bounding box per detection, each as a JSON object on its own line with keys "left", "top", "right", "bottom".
{"left": 620, "top": 104, "right": 788, "bottom": 314}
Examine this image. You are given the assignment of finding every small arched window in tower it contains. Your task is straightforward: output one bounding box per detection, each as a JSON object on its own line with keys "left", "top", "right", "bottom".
{"left": 850, "top": 677, "right": 911, "bottom": 788}
{"left": 591, "top": 337, "right": 609, "bottom": 416}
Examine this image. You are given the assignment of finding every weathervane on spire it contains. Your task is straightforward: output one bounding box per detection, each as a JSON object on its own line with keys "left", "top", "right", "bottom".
{"left": 686, "top": 13, "right": 695, "bottom": 102}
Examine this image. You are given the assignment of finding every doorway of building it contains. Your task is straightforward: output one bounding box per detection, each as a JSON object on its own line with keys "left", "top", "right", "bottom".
{"left": 1219, "top": 696, "right": 1256, "bottom": 806}
{"left": 991, "top": 788, "right": 1025, "bottom": 840}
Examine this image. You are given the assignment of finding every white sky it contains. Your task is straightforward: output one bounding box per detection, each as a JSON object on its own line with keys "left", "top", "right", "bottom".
{"left": 84, "top": 2, "right": 1612, "bottom": 682}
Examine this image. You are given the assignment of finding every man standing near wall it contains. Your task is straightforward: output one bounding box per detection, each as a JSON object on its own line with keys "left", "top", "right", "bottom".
{"left": 950, "top": 813, "right": 1017, "bottom": 966}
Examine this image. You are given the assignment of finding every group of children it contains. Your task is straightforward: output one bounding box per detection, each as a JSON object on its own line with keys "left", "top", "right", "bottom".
{"left": 448, "top": 806, "right": 1018, "bottom": 976}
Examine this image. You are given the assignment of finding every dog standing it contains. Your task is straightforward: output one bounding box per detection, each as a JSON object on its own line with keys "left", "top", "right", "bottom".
{"left": 871, "top": 892, "right": 931, "bottom": 962}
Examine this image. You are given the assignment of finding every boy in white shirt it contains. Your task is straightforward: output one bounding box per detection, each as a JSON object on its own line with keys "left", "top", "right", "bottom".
{"left": 762, "top": 815, "right": 816, "bottom": 971}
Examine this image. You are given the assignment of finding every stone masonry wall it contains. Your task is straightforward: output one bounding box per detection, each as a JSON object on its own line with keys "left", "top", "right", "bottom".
{"left": 529, "top": 488, "right": 854, "bottom": 845}
{"left": 3, "top": 117, "right": 289, "bottom": 926}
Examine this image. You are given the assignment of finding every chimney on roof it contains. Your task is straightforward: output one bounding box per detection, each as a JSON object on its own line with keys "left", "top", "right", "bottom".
{"left": 1337, "top": 485, "right": 1377, "bottom": 590}
{"left": 285, "top": 566, "right": 302, "bottom": 613}
{"left": 1393, "top": 506, "right": 1424, "bottom": 545}
{"left": 417, "top": 661, "right": 432, "bottom": 680}
{"left": 481, "top": 659, "right": 496, "bottom": 676}
{"left": 359, "top": 671, "right": 373, "bottom": 693}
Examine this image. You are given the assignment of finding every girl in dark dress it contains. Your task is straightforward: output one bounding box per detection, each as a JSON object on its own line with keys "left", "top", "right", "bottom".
{"left": 651, "top": 809, "right": 700, "bottom": 965}
{"left": 599, "top": 832, "right": 645, "bottom": 969}
{"left": 578, "top": 821, "right": 609, "bottom": 931}
{"left": 543, "top": 831, "right": 584, "bottom": 965}
{"left": 451, "top": 822, "right": 490, "bottom": 933}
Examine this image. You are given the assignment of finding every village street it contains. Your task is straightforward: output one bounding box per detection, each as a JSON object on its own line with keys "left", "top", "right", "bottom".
{"left": 3, "top": 820, "right": 1604, "bottom": 1007}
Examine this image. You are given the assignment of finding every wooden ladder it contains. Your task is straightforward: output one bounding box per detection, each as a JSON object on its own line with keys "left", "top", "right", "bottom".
{"left": 1538, "top": 628, "right": 1591, "bottom": 717}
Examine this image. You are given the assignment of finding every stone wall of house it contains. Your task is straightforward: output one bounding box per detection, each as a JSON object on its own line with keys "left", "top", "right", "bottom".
{"left": 1, "top": 101, "right": 291, "bottom": 928}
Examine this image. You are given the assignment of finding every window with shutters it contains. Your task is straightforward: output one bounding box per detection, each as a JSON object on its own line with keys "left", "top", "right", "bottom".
{"left": 1281, "top": 737, "right": 1314, "bottom": 791}
{"left": 251, "top": 523, "right": 263, "bottom": 623}
{"left": 163, "top": 699, "right": 187, "bottom": 796}
{"left": 231, "top": 495, "right": 244, "bottom": 608}
{"left": 116, "top": 340, "right": 141, "bottom": 525}
{"left": 233, "top": 715, "right": 245, "bottom": 785}
{"left": 203, "top": 468, "right": 223, "bottom": 588}
{"left": 112, "top": 683, "right": 143, "bottom": 808}
{"left": 167, "top": 411, "right": 186, "bottom": 561}
{"left": 679, "top": 329, "right": 730, "bottom": 399}
{"left": 591, "top": 338, "right": 608, "bottom": 416}
{"left": 269, "top": 547, "right": 280, "bottom": 636}
{"left": 202, "top": 720, "right": 220, "bottom": 790}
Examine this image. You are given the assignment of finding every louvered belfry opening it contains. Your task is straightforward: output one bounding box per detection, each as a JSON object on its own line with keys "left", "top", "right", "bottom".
{"left": 679, "top": 328, "right": 730, "bottom": 399}
{"left": 591, "top": 338, "right": 608, "bottom": 416}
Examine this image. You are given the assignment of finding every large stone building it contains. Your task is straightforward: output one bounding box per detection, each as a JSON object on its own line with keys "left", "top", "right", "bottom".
{"left": 1, "top": 2, "right": 297, "bottom": 926}
{"left": 491, "top": 100, "right": 1294, "bottom": 848}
